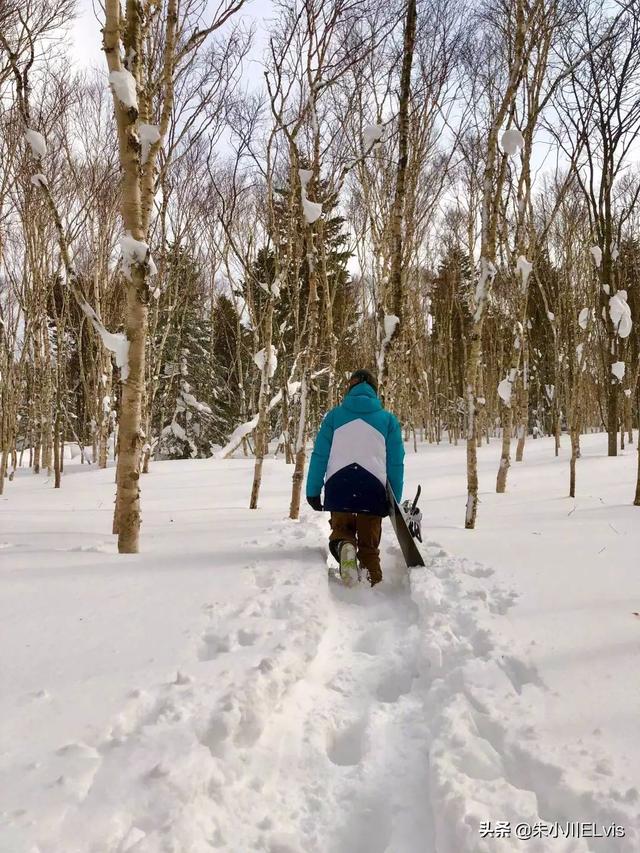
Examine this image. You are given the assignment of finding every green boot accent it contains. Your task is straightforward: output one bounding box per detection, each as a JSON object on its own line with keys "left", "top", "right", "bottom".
{"left": 339, "top": 542, "right": 359, "bottom": 587}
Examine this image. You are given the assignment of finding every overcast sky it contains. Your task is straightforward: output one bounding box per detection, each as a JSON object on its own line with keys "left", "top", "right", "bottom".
{"left": 65, "top": 0, "right": 568, "bottom": 205}
{"left": 69, "top": 0, "right": 272, "bottom": 73}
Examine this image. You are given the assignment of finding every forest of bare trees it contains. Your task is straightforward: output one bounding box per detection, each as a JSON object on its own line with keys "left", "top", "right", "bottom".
{"left": 1, "top": 0, "right": 639, "bottom": 551}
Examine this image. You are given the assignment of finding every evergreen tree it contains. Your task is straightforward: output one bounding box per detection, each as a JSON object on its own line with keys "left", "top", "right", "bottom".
{"left": 153, "top": 248, "right": 220, "bottom": 458}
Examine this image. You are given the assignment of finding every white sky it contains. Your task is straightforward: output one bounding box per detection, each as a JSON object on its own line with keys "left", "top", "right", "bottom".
{"left": 69, "top": 0, "right": 273, "bottom": 74}
{"left": 64, "top": 0, "right": 603, "bottom": 261}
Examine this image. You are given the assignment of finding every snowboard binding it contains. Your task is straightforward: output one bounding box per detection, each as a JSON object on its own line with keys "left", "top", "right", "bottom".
{"left": 339, "top": 541, "right": 361, "bottom": 587}
{"left": 401, "top": 486, "right": 423, "bottom": 542}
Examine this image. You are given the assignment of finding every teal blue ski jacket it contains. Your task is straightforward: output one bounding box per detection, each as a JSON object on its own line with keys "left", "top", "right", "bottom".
{"left": 306, "top": 382, "right": 404, "bottom": 516}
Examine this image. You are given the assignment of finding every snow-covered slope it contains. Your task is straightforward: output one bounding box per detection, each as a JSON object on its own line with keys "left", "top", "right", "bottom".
{"left": 1, "top": 434, "right": 638, "bottom": 852}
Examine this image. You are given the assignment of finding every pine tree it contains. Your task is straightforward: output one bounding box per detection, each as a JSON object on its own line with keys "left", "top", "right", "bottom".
{"left": 153, "top": 248, "right": 219, "bottom": 459}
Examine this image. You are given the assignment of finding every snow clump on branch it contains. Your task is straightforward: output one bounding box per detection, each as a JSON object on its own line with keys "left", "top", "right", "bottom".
{"left": 80, "top": 301, "right": 130, "bottom": 381}
{"left": 473, "top": 258, "right": 497, "bottom": 321}
{"left": 253, "top": 345, "right": 278, "bottom": 379}
{"left": 302, "top": 197, "right": 322, "bottom": 224}
{"left": 120, "top": 233, "right": 156, "bottom": 281}
{"left": 578, "top": 307, "right": 592, "bottom": 330}
{"left": 516, "top": 256, "right": 533, "bottom": 288}
{"left": 500, "top": 127, "right": 525, "bottom": 156}
{"left": 375, "top": 314, "right": 400, "bottom": 374}
{"left": 609, "top": 291, "right": 632, "bottom": 338}
{"left": 590, "top": 245, "right": 602, "bottom": 267}
{"left": 109, "top": 69, "right": 138, "bottom": 111}
{"left": 25, "top": 129, "right": 47, "bottom": 160}
{"left": 383, "top": 314, "right": 400, "bottom": 340}
{"left": 497, "top": 369, "right": 517, "bottom": 405}
{"left": 99, "top": 331, "right": 131, "bottom": 382}
{"left": 611, "top": 361, "right": 625, "bottom": 381}
{"left": 271, "top": 274, "right": 283, "bottom": 299}
{"left": 298, "top": 168, "right": 322, "bottom": 224}
{"left": 139, "top": 123, "right": 160, "bottom": 164}
{"left": 181, "top": 383, "right": 212, "bottom": 415}
{"left": 363, "top": 124, "right": 384, "bottom": 150}
{"left": 31, "top": 174, "right": 48, "bottom": 188}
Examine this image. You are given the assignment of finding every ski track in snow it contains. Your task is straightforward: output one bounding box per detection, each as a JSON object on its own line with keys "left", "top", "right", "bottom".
{"left": 14, "top": 520, "right": 639, "bottom": 853}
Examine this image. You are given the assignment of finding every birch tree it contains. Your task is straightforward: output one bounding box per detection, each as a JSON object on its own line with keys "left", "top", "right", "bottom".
{"left": 554, "top": 0, "right": 640, "bottom": 458}
{"left": 102, "top": 0, "right": 246, "bottom": 552}
{"left": 462, "top": 0, "right": 540, "bottom": 528}
{"left": 377, "top": 0, "right": 416, "bottom": 398}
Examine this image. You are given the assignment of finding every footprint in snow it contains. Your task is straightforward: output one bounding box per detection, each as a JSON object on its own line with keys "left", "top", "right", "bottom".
{"left": 198, "top": 705, "right": 234, "bottom": 757}
{"left": 499, "top": 654, "right": 544, "bottom": 694}
{"left": 270, "top": 596, "right": 294, "bottom": 619}
{"left": 198, "top": 631, "right": 232, "bottom": 661}
{"left": 354, "top": 628, "right": 380, "bottom": 656}
{"left": 63, "top": 543, "right": 113, "bottom": 553}
{"left": 375, "top": 667, "right": 414, "bottom": 703}
{"left": 31, "top": 688, "right": 51, "bottom": 701}
{"left": 55, "top": 742, "right": 99, "bottom": 759}
{"left": 237, "top": 628, "right": 258, "bottom": 647}
{"left": 173, "top": 670, "right": 194, "bottom": 685}
{"left": 464, "top": 563, "right": 494, "bottom": 578}
{"left": 487, "top": 587, "right": 519, "bottom": 615}
{"left": 253, "top": 570, "right": 274, "bottom": 590}
{"left": 424, "top": 542, "right": 447, "bottom": 558}
{"left": 326, "top": 717, "right": 367, "bottom": 766}
{"left": 198, "top": 626, "right": 260, "bottom": 660}
{"left": 335, "top": 796, "right": 392, "bottom": 853}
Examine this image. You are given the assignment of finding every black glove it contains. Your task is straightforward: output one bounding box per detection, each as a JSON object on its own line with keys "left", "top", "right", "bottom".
{"left": 307, "top": 495, "right": 323, "bottom": 512}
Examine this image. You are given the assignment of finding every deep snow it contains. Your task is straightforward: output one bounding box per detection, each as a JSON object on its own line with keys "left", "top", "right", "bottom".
{"left": 1, "top": 433, "right": 639, "bottom": 852}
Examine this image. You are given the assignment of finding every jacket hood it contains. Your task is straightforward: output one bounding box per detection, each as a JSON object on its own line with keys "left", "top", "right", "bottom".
{"left": 341, "top": 381, "right": 382, "bottom": 415}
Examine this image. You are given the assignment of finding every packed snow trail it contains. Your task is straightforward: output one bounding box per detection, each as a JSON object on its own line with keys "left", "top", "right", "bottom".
{"left": 23, "top": 518, "right": 433, "bottom": 853}
{"left": 224, "top": 527, "right": 434, "bottom": 853}
{"left": 27, "top": 524, "right": 329, "bottom": 853}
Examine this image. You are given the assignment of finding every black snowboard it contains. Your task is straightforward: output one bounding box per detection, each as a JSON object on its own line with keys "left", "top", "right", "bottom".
{"left": 386, "top": 482, "right": 425, "bottom": 568}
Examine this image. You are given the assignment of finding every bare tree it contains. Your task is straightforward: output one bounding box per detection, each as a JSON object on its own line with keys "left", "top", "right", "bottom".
{"left": 102, "top": 0, "right": 247, "bottom": 551}
{"left": 461, "top": 0, "right": 541, "bottom": 528}
{"left": 554, "top": 0, "right": 640, "bottom": 458}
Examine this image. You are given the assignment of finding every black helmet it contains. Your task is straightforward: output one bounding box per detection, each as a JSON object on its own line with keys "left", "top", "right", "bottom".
{"left": 348, "top": 369, "right": 378, "bottom": 393}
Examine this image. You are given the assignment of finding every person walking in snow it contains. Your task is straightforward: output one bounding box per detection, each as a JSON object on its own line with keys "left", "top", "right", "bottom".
{"left": 306, "top": 369, "right": 404, "bottom": 587}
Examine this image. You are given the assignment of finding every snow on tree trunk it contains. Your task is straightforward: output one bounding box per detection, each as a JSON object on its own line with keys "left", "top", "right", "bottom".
{"left": 104, "top": 0, "right": 150, "bottom": 552}
{"left": 249, "top": 299, "right": 274, "bottom": 509}
{"left": 465, "top": 258, "right": 497, "bottom": 527}
{"left": 378, "top": 0, "right": 416, "bottom": 401}
{"left": 289, "top": 148, "right": 322, "bottom": 520}
{"left": 289, "top": 374, "right": 309, "bottom": 520}
{"left": 464, "top": 0, "right": 530, "bottom": 528}
{"left": 515, "top": 336, "right": 529, "bottom": 462}
{"left": 289, "top": 213, "right": 322, "bottom": 521}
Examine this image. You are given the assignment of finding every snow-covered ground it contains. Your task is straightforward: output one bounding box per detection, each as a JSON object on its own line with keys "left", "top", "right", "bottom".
{"left": 1, "top": 433, "right": 639, "bottom": 852}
